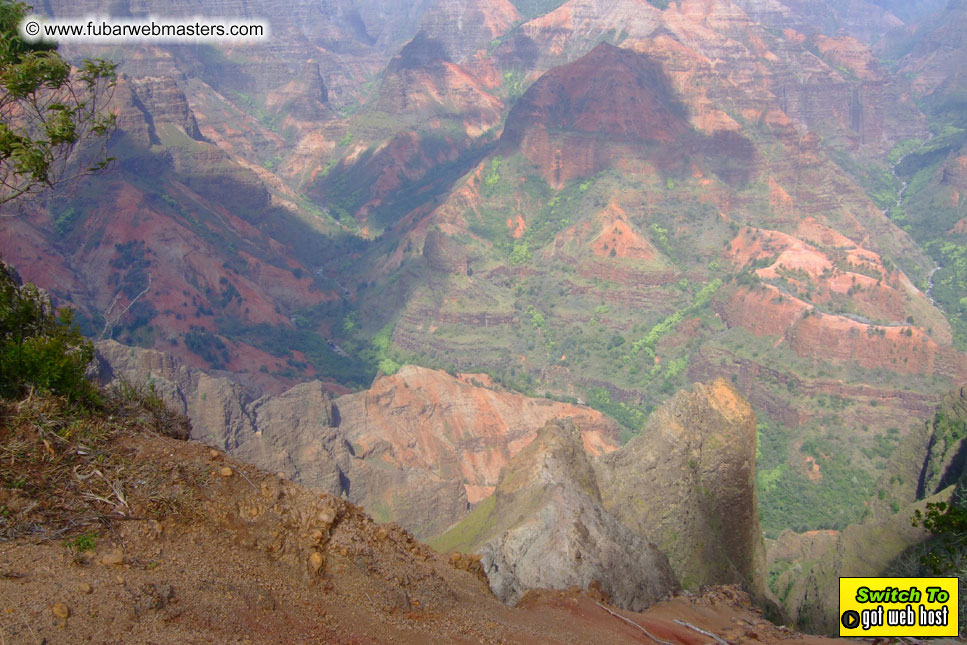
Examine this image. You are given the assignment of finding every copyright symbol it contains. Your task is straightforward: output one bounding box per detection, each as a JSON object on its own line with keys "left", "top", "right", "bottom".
{"left": 24, "top": 20, "right": 40, "bottom": 36}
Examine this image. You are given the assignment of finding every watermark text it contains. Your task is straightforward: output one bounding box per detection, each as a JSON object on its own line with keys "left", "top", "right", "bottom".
{"left": 19, "top": 15, "right": 269, "bottom": 44}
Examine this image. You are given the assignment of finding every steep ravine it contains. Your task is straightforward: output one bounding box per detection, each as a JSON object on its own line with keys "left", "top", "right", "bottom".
{"left": 93, "top": 340, "right": 621, "bottom": 538}
{"left": 0, "top": 392, "right": 839, "bottom": 644}
{"left": 92, "top": 338, "right": 964, "bottom": 635}
{"left": 94, "top": 342, "right": 772, "bottom": 610}
{"left": 768, "top": 383, "right": 967, "bottom": 633}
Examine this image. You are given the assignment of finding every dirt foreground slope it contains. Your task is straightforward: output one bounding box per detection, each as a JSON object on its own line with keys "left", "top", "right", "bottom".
{"left": 0, "top": 413, "right": 840, "bottom": 644}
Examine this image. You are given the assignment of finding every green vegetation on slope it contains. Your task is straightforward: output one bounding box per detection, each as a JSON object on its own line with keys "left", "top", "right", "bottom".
{"left": 508, "top": 0, "right": 567, "bottom": 19}
{"left": 629, "top": 278, "right": 721, "bottom": 360}
{"left": 756, "top": 413, "right": 876, "bottom": 537}
{"left": 872, "top": 120, "right": 967, "bottom": 349}
{"left": 0, "top": 261, "right": 99, "bottom": 406}
{"left": 427, "top": 494, "right": 497, "bottom": 553}
{"left": 893, "top": 486, "right": 967, "bottom": 634}
{"left": 0, "top": 261, "right": 194, "bottom": 540}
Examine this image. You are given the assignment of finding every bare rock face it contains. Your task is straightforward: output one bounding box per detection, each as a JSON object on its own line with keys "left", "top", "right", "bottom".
{"left": 111, "top": 75, "right": 203, "bottom": 147}
{"left": 594, "top": 378, "right": 767, "bottom": 598}
{"left": 129, "top": 76, "right": 205, "bottom": 142}
{"left": 467, "top": 419, "right": 680, "bottom": 610}
{"left": 335, "top": 365, "right": 621, "bottom": 504}
{"left": 94, "top": 342, "right": 619, "bottom": 538}
{"left": 93, "top": 341, "right": 467, "bottom": 535}
{"left": 371, "top": 32, "right": 505, "bottom": 132}
{"left": 418, "top": 0, "right": 520, "bottom": 63}
{"left": 263, "top": 61, "right": 332, "bottom": 122}
{"left": 93, "top": 340, "right": 353, "bottom": 497}
{"left": 426, "top": 380, "right": 768, "bottom": 610}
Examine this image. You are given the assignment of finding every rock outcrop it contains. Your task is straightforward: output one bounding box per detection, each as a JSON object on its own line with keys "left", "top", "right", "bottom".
{"left": 92, "top": 341, "right": 348, "bottom": 489}
{"left": 436, "top": 380, "right": 768, "bottom": 610}
{"left": 500, "top": 43, "right": 695, "bottom": 188}
{"left": 918, "top": 384, "right": 967, "bottom": 499}
{"left": 0, "top": 389, "right": 842, "bottom": 644}
{"left": 95, "top": 343, "right": 772, "bottom": 617}
{"left": 437, "top": 419, "right": 680, "bottom": 611}
{"left": 94, "top": 341, "right": 620, "bottom": 537}
{"left": 335, "top": 365, "right": 621, "bottom": 504}
{"left": 595, "top": 379, "right": 767, "bottom": 597}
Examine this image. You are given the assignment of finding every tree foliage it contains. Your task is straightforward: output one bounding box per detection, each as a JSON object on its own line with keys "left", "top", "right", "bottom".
{"left": 912, "top": 498, "right": 967, "bottom": 575}
{"left": 0, "top": 0, "right": 117, "bottom": 205}
{"left": 0, "top": 260, "right": 99, "bottom": 405}
{"left": 905, "top": 488, "right": 967, "bottom": 634}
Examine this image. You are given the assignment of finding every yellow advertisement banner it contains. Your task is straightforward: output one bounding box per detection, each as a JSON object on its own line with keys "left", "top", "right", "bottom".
{"left": 839, "top": 577, "right": 959, "bottom": 637}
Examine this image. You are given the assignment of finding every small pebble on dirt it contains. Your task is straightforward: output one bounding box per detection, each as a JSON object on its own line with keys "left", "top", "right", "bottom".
{"left": 77, "top": 583, "right": 93, "bottom": 594}
{"left": 51, "top": 603, "right": 70, "bottom": 619}
{"left": 100, "top": 549, "right": 124, "bottom": 566}
{"left": 209, "top": 449, "right": 220, "bottom": 459}
{"left": 220, "top": 467, "right": 234, "bottom": 477}
{"left": 309, "top": 551, "right": 324, "bottom": 574}
{"left": 317, "top": 506, "right": 336, "bottom": 525}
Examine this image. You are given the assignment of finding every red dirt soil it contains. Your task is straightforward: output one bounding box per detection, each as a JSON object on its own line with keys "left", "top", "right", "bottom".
{"left": 0, "top": 431, "right": 843, "bottom": 644}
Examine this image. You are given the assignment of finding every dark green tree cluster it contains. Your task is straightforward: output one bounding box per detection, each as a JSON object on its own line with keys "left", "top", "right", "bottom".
{"left": 912, "top": 498, "right": 967, "bottom": 575}
{"left": 909, "top": 489, "right": 967, "bottom": 634}
{"left": 0, "top": 260, "right": 99, "bottom": 404}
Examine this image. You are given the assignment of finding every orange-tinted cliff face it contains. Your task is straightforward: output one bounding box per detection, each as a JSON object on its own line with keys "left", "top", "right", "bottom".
{"left": 383, "top": 20, "right": 947, "bottom": 422}
{"left": 376, "top": 34, "right": 505, "bottom": 135}
{"left": 551, "top": 201, "right": 660, "bottom": 262}
{"left": 335, "top": 365, "right": 621, "bottom": 503}
{"left": 300, "top": 28, "right": 508, "bottom": 237}
{"left": 789, "top": 312, "right": 961, "bottom": 377}
{"left": 723, "top": 284, "right": 965, "bottom": 377}
{"left": 726, "top": 224, "right": 945, "bottom": 328}
{"left": 13, "top": 0, "right": 929, "bottom": 385}
{"left": 813, "top": 34, "right": 882, "bottom": 81}
{"left": 722, "top": 225, "right": 965, "bottom": 378}
{"left": 588, "top": 202, "right": 660, "bottom": 261}
{"left": 515, "top": 0, "right": 661, "bottom": 65}
{"left": 2, "top": 178, "right": 330, "bottom": 378}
